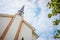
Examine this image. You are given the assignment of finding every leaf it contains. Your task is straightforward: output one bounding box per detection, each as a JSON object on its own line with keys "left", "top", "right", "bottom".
{"left": 57, "top": 30, "right": 60, "bottom": 34}
{"left": 56, "top": 8, "right": 60, "bottom": 13}
{"left": 52, "top": 9, "right": 57, "bottom": 16}
{"left": 48, "top": 14, "right": 52, "bottom": 18}
{"left": 53, "top": 20, "right": 59, "bottom": 25}
{"left": 54, "top": 34, "right": 60, "bottom": 39}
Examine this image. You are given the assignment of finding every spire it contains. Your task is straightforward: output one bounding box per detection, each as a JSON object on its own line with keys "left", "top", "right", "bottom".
{"left": 18, "top": 5, "right": 25, "bottom": 16}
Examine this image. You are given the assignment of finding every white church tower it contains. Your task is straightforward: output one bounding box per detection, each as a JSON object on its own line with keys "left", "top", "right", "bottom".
{"left": 0, "top": 5, "right": 39, "bottom": 40}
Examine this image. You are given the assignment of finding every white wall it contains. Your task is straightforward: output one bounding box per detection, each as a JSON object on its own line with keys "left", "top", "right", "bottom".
{"left": 4, "top": 15, "right": 22, "bottom": 40}
{"left": 0, "top": 17, "right": 12, "bottom": 36}
{"left": 18, "top": 23, "right": 32, "bottom": 40}
{"left": 32, "top": 35, "right": 36, "bottom": 40}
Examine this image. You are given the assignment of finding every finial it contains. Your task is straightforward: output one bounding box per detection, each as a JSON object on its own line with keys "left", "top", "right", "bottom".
{"left": 18, "top": 5, "right": 25, "bottom": 16}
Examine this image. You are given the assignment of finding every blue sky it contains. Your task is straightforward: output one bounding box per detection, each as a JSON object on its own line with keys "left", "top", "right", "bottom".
{"left": 0, "top": 0, "right": 60, "bottom": 40}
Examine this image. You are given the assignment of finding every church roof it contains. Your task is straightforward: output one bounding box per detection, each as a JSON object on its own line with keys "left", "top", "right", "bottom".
{"left": 0, "top": 13, "right": 39, "bottom": 39}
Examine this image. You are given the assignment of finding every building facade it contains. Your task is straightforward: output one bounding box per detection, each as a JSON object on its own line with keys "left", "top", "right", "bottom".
{"left": 0, "top": 13, "right": 39, "bottom": 40}
{"left": 0, "top": 6, "right": 39, "bottom": 40}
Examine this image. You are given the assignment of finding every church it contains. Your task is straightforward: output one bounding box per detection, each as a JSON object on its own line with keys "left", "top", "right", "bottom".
{"left": 0, "top": 5, "right": 39, "bottom": 40}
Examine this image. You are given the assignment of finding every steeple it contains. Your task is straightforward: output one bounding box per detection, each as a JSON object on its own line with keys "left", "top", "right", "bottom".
{"left": 18, "top": 5, "right": 25, "bottom": 16}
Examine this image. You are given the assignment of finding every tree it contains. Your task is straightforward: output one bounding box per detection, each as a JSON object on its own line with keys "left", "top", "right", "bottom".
{"left": 47, "top": 0, "right": 60, "bottom": 39}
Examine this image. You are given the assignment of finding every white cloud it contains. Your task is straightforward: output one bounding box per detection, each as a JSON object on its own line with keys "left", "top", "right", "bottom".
{"left": 37, "top": 37, "right": 48, "bottom": 40}
{"left": 0, "top": 0, "right": 26, "bottom": 14}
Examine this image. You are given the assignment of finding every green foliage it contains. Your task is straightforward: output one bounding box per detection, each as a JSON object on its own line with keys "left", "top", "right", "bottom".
{"left": 57, "top": 30, "right": 60, "bottom": 34}
{"left": 53, "top": 20, "right": 59, "bottom": 25}
{"left": 47, "top": 0, "right": 60, "bottom": 25}
{"left": 47, "top": 0, "right": 60, "bottom": 39}
{"left": 54, "top": 30, "right": 60, "bottom": 39}
{"left": 48, "top": 14, "right": 52, "bottom": 18}
{"left": 52, "top": 9, "right": 57, "bottom": 16}
{"left": 54, "top": 34, "right": 60, "bottom": 39}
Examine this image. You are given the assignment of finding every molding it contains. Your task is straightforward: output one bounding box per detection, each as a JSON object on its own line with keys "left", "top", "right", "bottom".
{"left": 14, "top": 16, "right": 23, "bottom": 40}
{"left": 32, "top": 31, "right": 39, "bottom": 39}
{"left": 0, "top": 14, "right": 15, "bottom": 18}
{"left": 23, "top": 20, "right": 39, "bottom": 39}
{"left": 0, "top": 15, "right": 16, "bottom": 40}
{"left": 23, "top": 20, "right": 35, "bottom": 31}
